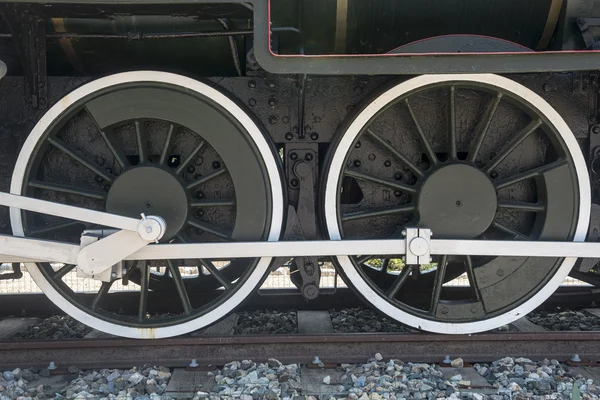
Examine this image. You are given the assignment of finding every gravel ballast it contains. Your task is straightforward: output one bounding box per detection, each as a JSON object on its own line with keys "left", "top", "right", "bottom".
{"left": 330, "top": 308, "right": 411, "bottom": 333}
{"left": 2, "top": 356, "right": 598, "bottom": 399}
{"left": 527, "top": 309, "right": 600, "bottom": 331}
{"left": 10, "top": 316, "right": 92, "bottom": 340}
{"left": 234, "top": 310, "right": 297, "bottom": 334}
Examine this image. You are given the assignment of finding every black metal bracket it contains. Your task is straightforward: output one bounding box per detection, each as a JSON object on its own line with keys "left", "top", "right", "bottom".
{"left": 0, "top": 4, "right": 47, "bottom": 109}
{"left": 578, "top": 17, "right": 600, "bottom": 50}
{"left": 0, "top": 263, "right": 23, "bottom": 280}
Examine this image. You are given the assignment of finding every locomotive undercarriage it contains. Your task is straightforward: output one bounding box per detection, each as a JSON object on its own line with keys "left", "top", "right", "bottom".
{"left": 2, "top": 0, "right": 600, "bottom": 338}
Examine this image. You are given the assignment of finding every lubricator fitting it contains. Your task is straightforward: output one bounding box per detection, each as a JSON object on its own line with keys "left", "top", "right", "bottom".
{"left": 137, "top": 214, "right": 167, "bottom": 242}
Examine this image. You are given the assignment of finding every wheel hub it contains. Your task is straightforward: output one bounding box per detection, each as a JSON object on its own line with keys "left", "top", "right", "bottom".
{"left": 106, "top": 166, "right": 188, "bottom": 240}
{"left": 417, "top": 164, "right": 497, "bottom": 239}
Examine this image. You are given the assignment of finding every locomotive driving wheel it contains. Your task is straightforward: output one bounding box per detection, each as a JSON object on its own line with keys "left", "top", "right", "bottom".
{"left": 322, "top": 74, "right": 590, "bottom": 333}
{"left": 10, "top": 71, "right": 284, "bottom": 338}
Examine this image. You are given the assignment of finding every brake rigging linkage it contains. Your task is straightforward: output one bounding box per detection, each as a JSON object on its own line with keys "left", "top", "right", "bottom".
{"left": 1, "top": 192, "right": 600, "bottom": 278}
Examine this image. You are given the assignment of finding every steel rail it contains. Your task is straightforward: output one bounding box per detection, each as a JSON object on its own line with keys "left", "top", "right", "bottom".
{"left": 1, "top": 332, "right": 600, "bottom": 369}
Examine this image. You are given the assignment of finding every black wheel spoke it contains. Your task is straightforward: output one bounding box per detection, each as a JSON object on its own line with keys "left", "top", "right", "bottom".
{"left": 464, "top": 255, "right": 482, "bottom": 302}
{"left": 159, "top": 124, "right": 175, "bottom": 166}
{"left": 491, "top": 221, "right": 529, "bottom": 240}
{"left": 167, "top": 260, "right": 192, "bottom": 315}
{"left": 483, "top": 119, "right": 543, "bottom": 174}
{"left": 91, "top": 280, "right": 113, "bottom": 311}
{"left": 100, "top": 130, "right": 129, "bottom": 169}
{"left": 53, "top": 264, "right": 76, "bottom": 281}
{"left": 176, "top": 140, "right": 206, "bottom": 175}
{"left": 380, "top": 259, "right": 390, "bottom": 274}
{"left": 84, "top": 105, "right": 129, "bottom": 170}
{"left": 430, "top": 255, "right": 448, "bottom": 314}
{"left": 386, "top": 266, "right": 411, "bottom": 299}
{"left": 48, "top": 137, "right": 114, "bottom": 183}
{"left": 199, "top": 259, "right": 233, "bottom": 290}
{"left": 187, "top": 220, "right": 231, "bottom": 240}
{"left": 356, "top": 255, "right": 373, "bottom": 264}
{"left": 365, "top": 129, "right": 425, "bottom": 179}
{"left": 404, "top": 98, "right": 439, "bottom": 168}
{"left": 135, "top": 121, "right": 148, "bottom": 164}
{"left": 342, "top": 204, "right": 415, "bottom": 222}
{"left": 138, "top": 264, "right": 150, "bottom": 322}
{"left": 190, "top": 199, "right": 235, "bottom": 207}
{"left": 345, "top": 170, "right": 417, "bottom": 193}
{"left": 31, "top": 220, "right": 84, "bottom": 236}
{"left": 28, "top": 180, "right": 106, "bottom": 200}
{"left": 467, "top": 93, "right": 502, "bottom": 163}
{"left": 448, "top": 86, "right": 457, "bottom": 160}
{"left": 497, "top": 200, "right": 545, "bottom": 212}
{"left": 494, "top": 159, "right": 567, "bottom": 189}
{"left": 186, "top": 169, "right": 227, "bottom": 190}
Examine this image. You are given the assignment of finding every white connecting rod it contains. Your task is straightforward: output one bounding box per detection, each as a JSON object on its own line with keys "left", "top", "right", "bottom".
{"left": 0, "top": 192, "right": 139, "bottom": 232}
{"left": 1, "top": 236, "right": 600, "bottom": 264}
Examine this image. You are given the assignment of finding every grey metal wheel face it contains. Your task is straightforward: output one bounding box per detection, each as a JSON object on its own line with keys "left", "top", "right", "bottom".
{"left": 10, "top": 72, "right": 284, "bottom": 338}
{"left": 323, "top": 74, "right": 589, "bottom": 333}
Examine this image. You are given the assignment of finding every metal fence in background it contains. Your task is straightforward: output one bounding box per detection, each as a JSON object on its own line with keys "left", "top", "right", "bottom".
{"left": 0, "top": 262, "right": 589, "bottom": 294}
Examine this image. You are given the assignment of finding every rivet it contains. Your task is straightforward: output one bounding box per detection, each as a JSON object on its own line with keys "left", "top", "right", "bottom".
{"left": 248, "top": 98, "right": 257, "bottom": 106}
{"left": 497, "top": 269, "right": 504, "bottom": 277}
{"left": 310, "top": 132, "right": 319, "bottom": 141}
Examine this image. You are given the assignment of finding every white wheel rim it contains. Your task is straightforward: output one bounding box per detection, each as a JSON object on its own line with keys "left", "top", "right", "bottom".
{"left": 10, "top": 71, "right": 284, "bottom": 339}
{"left": 323, "top": 73, "right": 591, "bottom": 334}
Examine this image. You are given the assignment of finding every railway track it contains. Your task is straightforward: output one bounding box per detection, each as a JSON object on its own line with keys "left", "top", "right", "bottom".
{"left": 2, "top": 332, "right": 600, "bottom": 371}
{"left": 3, "top": 301, "right": 600, "bottom": 398}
